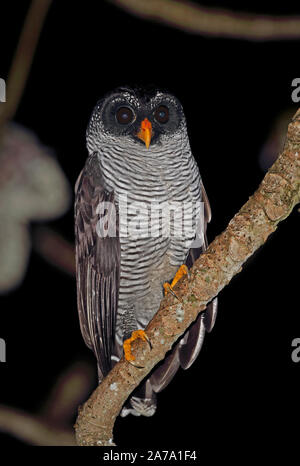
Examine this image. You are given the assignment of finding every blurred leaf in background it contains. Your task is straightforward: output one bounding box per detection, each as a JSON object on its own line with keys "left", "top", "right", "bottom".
{"left": 0, "top": 123, "right": 71, "bottom": 293}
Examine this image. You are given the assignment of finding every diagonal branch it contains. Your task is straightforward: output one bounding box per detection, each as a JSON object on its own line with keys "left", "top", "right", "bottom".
{"left": 109, "top": 0, "right": 300, "bottom": 41}
{"left": 75, "top": 108, "right": 300, "bottom": 446}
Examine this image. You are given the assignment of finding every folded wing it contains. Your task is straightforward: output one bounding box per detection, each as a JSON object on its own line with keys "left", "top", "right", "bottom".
{"left": 75, "top": 152, "right": 120, "bottom": 380}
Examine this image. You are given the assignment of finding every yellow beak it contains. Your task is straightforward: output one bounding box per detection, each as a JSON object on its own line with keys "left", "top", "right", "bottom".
{"left": 137, "top": 118, "right": 152, "bottom": 149}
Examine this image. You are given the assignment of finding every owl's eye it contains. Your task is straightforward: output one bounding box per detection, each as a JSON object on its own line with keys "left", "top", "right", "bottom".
{"left": 154, "top": 105, "right": 169, "bottom": 124}
{"left": 116, "top": 107, "right": 134, "bottom": 125}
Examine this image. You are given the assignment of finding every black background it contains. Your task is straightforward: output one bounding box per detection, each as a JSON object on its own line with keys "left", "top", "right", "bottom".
{"left": 0, "top": 0, "right": 299, "bottom": 459}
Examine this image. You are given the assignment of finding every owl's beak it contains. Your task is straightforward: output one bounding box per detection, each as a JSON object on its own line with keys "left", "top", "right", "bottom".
{"left": 137, "top": 118, "right": 152, "bottom": 149}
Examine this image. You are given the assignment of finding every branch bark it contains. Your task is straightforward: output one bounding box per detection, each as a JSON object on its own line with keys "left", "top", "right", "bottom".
{"left": 109, "top": 0, "right": 300, "bottom": 41}
{"left": 75, "top": 109, "right": 300, "bottom": 446}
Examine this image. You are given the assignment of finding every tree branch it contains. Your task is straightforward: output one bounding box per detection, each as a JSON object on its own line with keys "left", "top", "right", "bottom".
{"left": 75, "top": 108, "right": 300, "bottom": 446}
{"left": 109, "top": 0, "right": 300, "bottom": 41}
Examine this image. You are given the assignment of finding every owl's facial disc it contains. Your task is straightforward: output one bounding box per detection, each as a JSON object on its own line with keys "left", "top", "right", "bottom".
{"left": 95, "top": 89, "right": 184, "bottom": 149}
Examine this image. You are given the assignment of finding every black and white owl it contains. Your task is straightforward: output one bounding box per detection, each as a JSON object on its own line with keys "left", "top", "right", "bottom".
{"left": 75, "top": 86, "right": 217, "bottom": 417}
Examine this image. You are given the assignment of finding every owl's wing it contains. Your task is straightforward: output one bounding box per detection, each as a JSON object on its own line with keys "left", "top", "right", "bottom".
{"left": 150, "top": 180, "right": 217, "bottom": 392}
{"left": 75, "top": 152, "right": 120, "bottom": 381}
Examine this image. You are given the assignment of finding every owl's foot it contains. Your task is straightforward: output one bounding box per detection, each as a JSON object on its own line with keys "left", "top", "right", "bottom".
{"left": 163, "top": 264, "right": 190, "bottom": 300}
{"left": 123, "top": 330, "right": 152, "bottom": 367}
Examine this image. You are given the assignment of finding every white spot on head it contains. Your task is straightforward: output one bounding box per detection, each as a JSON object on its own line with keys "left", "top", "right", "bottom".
{"left": 110, "top": 382, "right": 118, "bottom": 391}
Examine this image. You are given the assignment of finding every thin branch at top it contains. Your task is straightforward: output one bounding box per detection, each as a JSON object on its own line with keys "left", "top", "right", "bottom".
{"left": 109, "top": 0, "right": 300, "bottom": 41}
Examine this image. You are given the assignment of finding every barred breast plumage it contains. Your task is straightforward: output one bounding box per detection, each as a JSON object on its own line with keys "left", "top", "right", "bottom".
{"left": 75, "top": 86, "right": 217, "bottom": 417}
{"left": 98, "top": 129, "right": 202, "bottom": 344}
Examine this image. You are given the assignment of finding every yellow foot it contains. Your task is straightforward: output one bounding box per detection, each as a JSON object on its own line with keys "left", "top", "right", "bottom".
{"left": 123, "top": 330, "right": 151, "bottom": 363}
{"left": 163, "top": 264, "right": 190, "bottom": 299}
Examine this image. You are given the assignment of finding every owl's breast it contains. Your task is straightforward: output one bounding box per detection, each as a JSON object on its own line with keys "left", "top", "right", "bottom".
{"left": 98, "top": 145, "right": 202, "bottom": 286}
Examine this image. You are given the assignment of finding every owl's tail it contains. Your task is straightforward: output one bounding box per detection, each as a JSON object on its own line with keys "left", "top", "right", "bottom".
{"left": 120, "top": 379, "right": 157, "bottom": 417}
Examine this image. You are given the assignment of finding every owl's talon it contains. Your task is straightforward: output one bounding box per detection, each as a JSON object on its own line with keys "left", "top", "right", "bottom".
{"left": 163, "top": 282, "right": 180, "bottom": 300}
{"left": 123, "top": 330, "right": 152, "bottom": 367}
{"left": 127, "top": 360, "right": 145, "bottom": 369}
{"left": 163, "top": 264, "right": 190, "bottom": 300}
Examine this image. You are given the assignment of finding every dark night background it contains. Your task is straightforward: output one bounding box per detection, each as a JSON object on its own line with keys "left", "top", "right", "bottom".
{"left": 0, "top": 0, "right": 299, "bottom": 460}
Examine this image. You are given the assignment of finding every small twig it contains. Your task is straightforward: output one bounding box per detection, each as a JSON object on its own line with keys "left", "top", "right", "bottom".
{"left": 33, "top": 226, "right": 76, "bottom": 276}
{"left": 0, "top": 405, "right": 75, "bottom": 446}
{"left": 0, "top": 0, "right": 52, "bottom": 132}
{"left": 109, "top": 0, "right": 300, "bottom": 41}
{"left": 75, "top": 108, "right": 300, "bottom": 446}
{"left": 0, "top": 361, "right": 94, "bottom": 445}
{"left": 40, "top": 361, "right": 95, "bottom": 425}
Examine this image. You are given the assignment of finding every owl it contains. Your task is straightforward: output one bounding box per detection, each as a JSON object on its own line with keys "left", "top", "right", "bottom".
{"left": 75, "top": 86, "right": 217, "bottom": 417}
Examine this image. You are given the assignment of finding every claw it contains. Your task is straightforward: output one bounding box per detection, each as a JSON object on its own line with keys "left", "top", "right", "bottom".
{"left": 163, "top": 264, "right": 190, "bottom": 300}
{"left": 163, "top": 282, "right": 180, "bottom": 300}
{"left": 123, "top": 330, "right": 152, "bottom": 368}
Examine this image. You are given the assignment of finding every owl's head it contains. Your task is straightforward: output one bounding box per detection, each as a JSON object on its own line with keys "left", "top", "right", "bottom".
{"left": 86, "top": 86, "right": 187, "bottom": 153}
